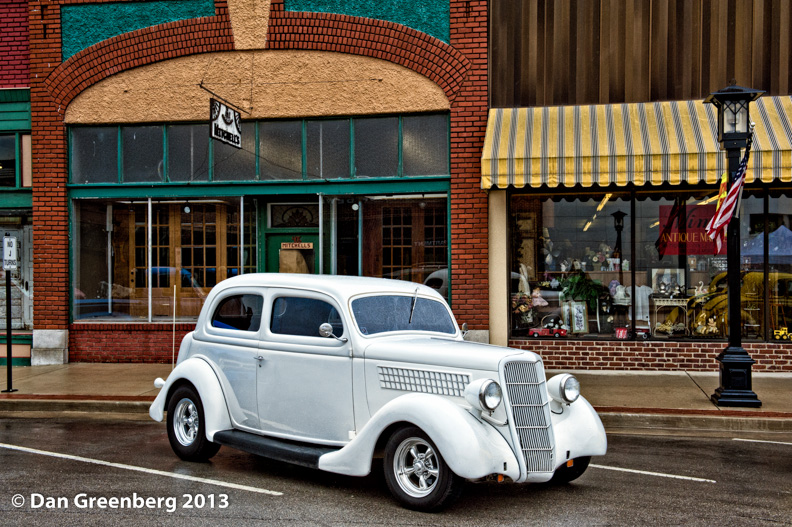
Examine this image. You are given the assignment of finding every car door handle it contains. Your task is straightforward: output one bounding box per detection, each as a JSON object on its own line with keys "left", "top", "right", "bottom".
{"left": 254, "top": 356, "right": 265, "bottom": 361}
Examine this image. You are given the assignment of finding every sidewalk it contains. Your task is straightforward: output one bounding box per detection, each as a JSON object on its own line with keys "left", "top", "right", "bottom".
{"left": 0, "top": 363, "right": 790, "bottom": 437}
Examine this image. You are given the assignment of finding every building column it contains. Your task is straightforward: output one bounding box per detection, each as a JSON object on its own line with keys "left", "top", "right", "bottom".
{"left": 488, "top": 190, "right": 509, "bottom": 346}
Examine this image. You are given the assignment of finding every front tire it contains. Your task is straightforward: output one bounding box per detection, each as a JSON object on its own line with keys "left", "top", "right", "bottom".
{"left": 166, "top": 385, "right": 221, "bottom": 462}
{"left": 550, "top": 456, "right": 591, "bottom": 484}
{"left": 383, "top": 426, "right": 463, "bottom": 512}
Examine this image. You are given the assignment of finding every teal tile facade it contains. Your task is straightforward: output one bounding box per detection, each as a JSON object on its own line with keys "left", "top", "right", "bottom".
{"left": 61, "top": 0, "right": 215, "bottom": 60}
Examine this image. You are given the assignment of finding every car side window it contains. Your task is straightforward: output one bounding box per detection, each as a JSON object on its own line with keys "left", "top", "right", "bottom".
{"left": 270, "top": 297, "right": 343, "bottom": 337}
{"left": 211, "top": 294, "right": 264, "bottom": 331}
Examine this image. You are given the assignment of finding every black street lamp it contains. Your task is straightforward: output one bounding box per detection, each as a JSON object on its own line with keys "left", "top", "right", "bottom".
{"left": 704, "top": 82, "right": 763, "bottom": 408}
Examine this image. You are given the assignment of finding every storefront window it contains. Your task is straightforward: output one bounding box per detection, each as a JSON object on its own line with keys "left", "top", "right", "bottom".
{"left": 402, "top": 114, "right": 448, "bottom": 176}
{"left": 71, "top": 127, "right": 118, "bottom": 183}
{"left": 214, "top": 122, "right": 256, "bottom": 181}
{"left": 72, "top": 197, "right": 256, "bottom": 322}
{"left": 259, "top": 120, "right": 302, "bottom": 180}
{"left": 767, "top": 192, "right": 792, "bottom": 340}
{"left": 511, "top": 194, "right": 631, "bottom": 338}
{"left": 0, "top": 134, "right": 17, "bottom": 187}
{"left": 355, "top": 117, "right": 398, "bottom": 178}
{"left": 122, "top": 126, "right": 163, "bottom": 183}
{"left": 167, "top": 124, "right": 209, "bottom": 182}
{"left": 511, "top": 188, "right": 791, "bottom": 342}
{"left": 307, "top": 119, "right": 350, "bottom": 179}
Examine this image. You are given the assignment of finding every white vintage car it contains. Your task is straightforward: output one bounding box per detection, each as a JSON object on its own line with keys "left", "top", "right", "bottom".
{"left": 150, "top": 274, "right": 606, "bottom": 511}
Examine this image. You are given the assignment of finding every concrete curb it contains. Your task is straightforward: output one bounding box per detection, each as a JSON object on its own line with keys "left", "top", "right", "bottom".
{"left": 0, "top": 399, "right": 151, "bottom": 414}
{"left": 599, "top": 412, "right": 792, "bottom": 434}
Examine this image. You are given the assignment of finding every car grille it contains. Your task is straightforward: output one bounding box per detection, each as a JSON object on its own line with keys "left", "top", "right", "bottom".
{"left": 502, "top": 359, "right": 554, "bottom": 473}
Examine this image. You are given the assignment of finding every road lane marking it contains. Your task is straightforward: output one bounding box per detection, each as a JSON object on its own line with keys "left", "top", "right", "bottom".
{"left": 0, "top": 442, "right": 283, "bottom": 496}
{"left": 590, "top": 464, "right": 716, "bottom": 483}
{"left": 733, "top": 438, "right": 792, "bottom": 447}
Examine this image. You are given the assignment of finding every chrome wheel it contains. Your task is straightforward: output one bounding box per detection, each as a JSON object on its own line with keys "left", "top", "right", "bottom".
{"left": 393, "top": 437, "right": 441, "bottom": 498}
{"left": 166, "top": 385, "right": 221, "bottom": 462}
{"left": 173, "top": 397, "right": 199, "bottom": 447}
{"left": 383, "top": 426, "right": 463, "bottom": 511}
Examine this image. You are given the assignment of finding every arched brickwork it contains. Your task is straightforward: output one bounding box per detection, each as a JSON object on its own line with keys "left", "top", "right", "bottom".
{"left": 266, "top": 0, "right": 470, "bottom": 100}
{"left": 45, "top": 0, "right": 470, "bottom": 110}
{"left": 45, "top": 13, "right": 233, "bottom": 109}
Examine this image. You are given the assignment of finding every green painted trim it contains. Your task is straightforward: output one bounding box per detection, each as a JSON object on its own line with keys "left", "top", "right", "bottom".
{"left": 0, "top": 90, "right": 30, "bottom": 103}
{"left": 0, "top": 358, "right": 31, "bottom": 366}
{"left": 0, "top": 335, "right": 32, "bottom": 344}
{"left": 0, "top": 101, "right": 31, "bottom": 131}
{"left": 0, "top": 191, "right": 32, "bottom": 208}
{"left": 68, "top": 178, "right": 451, "bottom": 200}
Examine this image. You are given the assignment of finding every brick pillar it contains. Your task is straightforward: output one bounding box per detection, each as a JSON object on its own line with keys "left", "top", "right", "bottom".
{"left": 29, "top": 1, "right": 69, "bottom": 363}
{"left": 449, "top": 0, "right": 489, "bottom": 340}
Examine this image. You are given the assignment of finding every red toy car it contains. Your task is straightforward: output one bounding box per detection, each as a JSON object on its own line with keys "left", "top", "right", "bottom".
{"left": 528, "top": 327, "right": 568, "bottom": 338}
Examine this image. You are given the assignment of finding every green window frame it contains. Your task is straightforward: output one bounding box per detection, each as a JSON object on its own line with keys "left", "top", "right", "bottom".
{"left": 68, "top": 114, "right": 450, "bottom": 185}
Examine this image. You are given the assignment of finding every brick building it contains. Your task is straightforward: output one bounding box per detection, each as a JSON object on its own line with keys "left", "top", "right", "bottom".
{"left": 16, "top": 0, "right": 490, "bottom": 363}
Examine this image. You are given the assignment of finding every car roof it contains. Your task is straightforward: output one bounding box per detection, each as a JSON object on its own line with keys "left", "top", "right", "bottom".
{"left": 212, "top": 273, "right": 444, "bottom": 303}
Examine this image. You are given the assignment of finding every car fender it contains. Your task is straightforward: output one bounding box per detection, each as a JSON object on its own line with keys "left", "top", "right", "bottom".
{"left": 549, "top": 395, "right": 608, "bottom": 470}
{"left": 317, "top": 393, "right": 520, "bottom": 481}
{"left": 148, "top": 357, "right": 233, "bottom": 442}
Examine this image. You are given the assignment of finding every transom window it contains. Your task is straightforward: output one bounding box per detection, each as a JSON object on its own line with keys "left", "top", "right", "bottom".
{"left": 69, "top": 114, "right": 449, "bottom": 184}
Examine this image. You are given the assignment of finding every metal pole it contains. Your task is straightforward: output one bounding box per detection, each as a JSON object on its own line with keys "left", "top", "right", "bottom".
{"left": 3, "top": 269, "right": 17, "bottom": 392}
{"left": 710, "top": 146, "right": 761, "bottom": 407}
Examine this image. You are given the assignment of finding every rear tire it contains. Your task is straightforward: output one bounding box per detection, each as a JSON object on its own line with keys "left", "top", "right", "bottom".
{"left": 166, "top": 385, "right": 221, "bottom": 462}
{"left": 383, "top": 426, "right": 463, "bottom": 512}
{"left": 550, "top": 456, "right": 591, "bottom": 484}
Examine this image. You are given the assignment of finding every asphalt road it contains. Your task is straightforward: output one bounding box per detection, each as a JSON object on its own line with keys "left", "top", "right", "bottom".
{"left": 0, "top": 416, "right": 790, "bottom": 526}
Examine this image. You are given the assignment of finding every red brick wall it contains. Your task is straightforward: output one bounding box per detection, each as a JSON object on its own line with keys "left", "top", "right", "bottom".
{"left": 0, "top": 0, "right": 29, "bottom": 88}
{"left": 69, "top": 324, "right": 194, "bottom": 362}
{"left": 448, "top": 0, "right": 489, "bottom": 328}
{"left": 509, "top": 339, "right": 792, "bottom": 372}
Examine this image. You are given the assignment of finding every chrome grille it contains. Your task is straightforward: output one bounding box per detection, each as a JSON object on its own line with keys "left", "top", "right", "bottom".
{"left": 502, "top": 359, "right": 554, "bottom": 473}
{"left": 377, "top": 366, "right": 470, "bottom": 397}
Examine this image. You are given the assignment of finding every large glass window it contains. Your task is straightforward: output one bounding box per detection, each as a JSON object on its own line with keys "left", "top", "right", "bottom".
{"left": 355, "top": 117, "right": 398, "bottom": 178}
{"left": 259, "top": 121, "right": 302, "bottom": 180}
{"left": 0, "top": 134, "right": 17, "bottom": 187}
{"left": 767, "top": 192, "right": 792, "bottom": 340}
{"left": 510, "top": 188, "right": 792, "bottom": 342}
{"left": 511, "top": 194, "right": 631, "bottom": 338}
{"left": 122, "top": 126, "right": 163, "bottom": 183}
{"left": 71, "top": 127, "right": 118, "bottom": 183}
{"left": 72, "top": 197, "right": 256, "bottom": 322}
{"left": 167, "top": 124, "right": 210, "bottom": 182}
{"left": 307, "top": 120, "right": 350, "bottom": 179}
{"left": 70, "top": 114, "right": 448, "bottom": 184}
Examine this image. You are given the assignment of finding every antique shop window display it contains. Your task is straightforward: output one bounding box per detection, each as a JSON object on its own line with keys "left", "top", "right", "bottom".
{"left": 510, "top": 194, "right": 632, "bottom": 339}
{"left": 72, "top": 197, "right": 256, "bottom": 322}
{"left": 767, "top": 192, "right": 792, "bottom": 340}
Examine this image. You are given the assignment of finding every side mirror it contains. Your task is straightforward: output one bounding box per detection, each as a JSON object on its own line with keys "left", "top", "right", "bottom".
{"left": 319, "top": 322, "right": 348, "bottom": 343}
{"left": 461, "top": 322, "right": 469, "bottom": 338}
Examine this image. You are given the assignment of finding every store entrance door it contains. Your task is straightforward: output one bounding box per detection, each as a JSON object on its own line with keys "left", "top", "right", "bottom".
{"left": 266, "top": 234, "right": 319, "bottom": 274}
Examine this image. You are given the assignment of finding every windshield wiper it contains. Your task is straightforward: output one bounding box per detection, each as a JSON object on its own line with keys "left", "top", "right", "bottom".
{"left": 408, "top": 287, "right": 419, "bottom": 324}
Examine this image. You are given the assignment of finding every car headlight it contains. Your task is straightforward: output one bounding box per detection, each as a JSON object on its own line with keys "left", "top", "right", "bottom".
{"left": 464, "top": 378, "right": 502, "bottom": 412}
{"left": 547, "top": 373, "right": 581, "bottom": 404}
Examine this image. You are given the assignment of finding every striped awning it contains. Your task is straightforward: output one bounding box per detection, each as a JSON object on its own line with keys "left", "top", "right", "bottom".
{"left": 481, "top": 96, "right": 792, "bottom": 189}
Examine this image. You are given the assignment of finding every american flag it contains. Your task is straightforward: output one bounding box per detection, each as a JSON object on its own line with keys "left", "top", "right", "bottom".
{"left": 705, "top": 143, "right": 752, "bottom": 253}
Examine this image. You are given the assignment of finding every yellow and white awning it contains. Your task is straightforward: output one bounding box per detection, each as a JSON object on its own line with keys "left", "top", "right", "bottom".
{"left": 481, "top": 96, "right": 792, "bottom": 189}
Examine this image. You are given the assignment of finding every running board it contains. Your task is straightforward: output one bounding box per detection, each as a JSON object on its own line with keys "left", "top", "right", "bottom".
{"left": 212, "top": 430, "right": 339, "bottom": 469}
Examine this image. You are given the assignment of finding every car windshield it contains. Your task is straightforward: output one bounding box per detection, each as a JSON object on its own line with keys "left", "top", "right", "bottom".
{"left": 351, "top": 295, "right": 457, "bottom": 335}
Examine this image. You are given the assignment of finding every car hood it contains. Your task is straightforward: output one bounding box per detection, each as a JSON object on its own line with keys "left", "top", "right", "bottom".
{"left": 360, "top": 336, "right": 539, "bottom": 372}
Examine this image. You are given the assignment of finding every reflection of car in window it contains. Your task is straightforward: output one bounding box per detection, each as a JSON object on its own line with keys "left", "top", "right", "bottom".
{"left": 150, "top": 274, "right": 606, "bottom": 512}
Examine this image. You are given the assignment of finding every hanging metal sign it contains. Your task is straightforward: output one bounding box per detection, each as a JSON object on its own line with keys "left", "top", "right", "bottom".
{"left": 210, "top": 98, "right": 242, "bottom": 149}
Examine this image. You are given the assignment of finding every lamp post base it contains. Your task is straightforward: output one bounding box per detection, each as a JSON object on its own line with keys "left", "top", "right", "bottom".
{"left": 710, "top": 346, "right": 762, "bottom": 408}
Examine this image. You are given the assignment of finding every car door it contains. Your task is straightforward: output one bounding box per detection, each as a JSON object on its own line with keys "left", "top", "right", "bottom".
{"left": 257, "top": 289, "right": 354, "bottom": 445}
{"left": 202, "top": 291, "right": 265, "bottom": 430}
